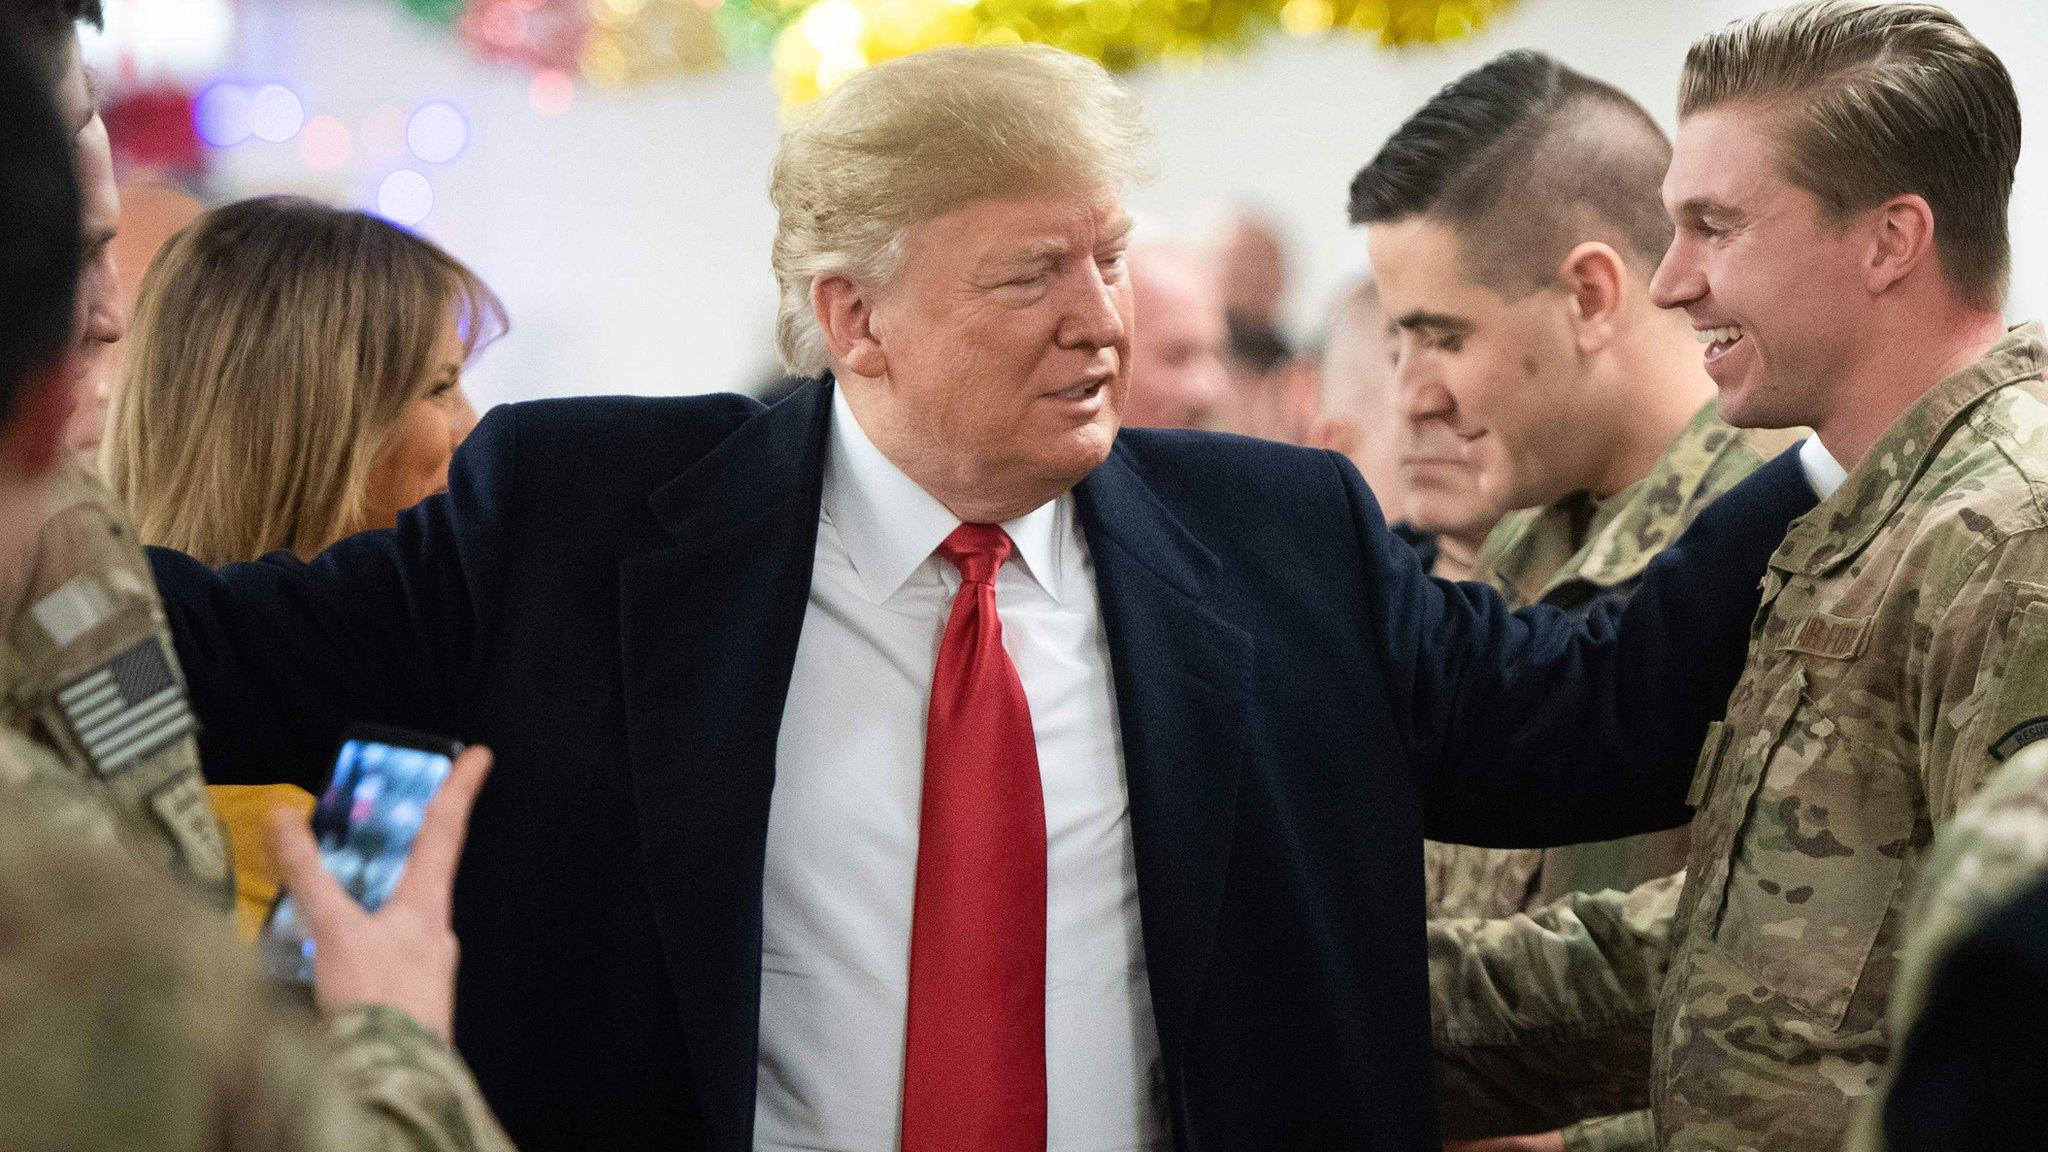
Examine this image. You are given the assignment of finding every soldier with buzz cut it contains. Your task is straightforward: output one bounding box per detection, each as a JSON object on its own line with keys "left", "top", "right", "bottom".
{"left": 0, "top": 0, "right": 233, "bottom": 913}
{"left": 1427, "top": 4, "right": 2048, "bottom": 1152}
{"left": 1348, "top": 49, "right": 1800, "bottom": 1152}
{"left": 0, "top": 9, "right": 517, "bottom": 1152}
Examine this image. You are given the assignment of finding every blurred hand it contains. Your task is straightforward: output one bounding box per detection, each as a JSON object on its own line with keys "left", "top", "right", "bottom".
{"left": 267, "top": 745, "right": 493, "bottom": 1039}
{"left": 1445, "top": 1132, "right": 1568, "bottom": 1152}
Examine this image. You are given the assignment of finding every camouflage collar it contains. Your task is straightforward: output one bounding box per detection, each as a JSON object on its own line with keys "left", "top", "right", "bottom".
{"left": 1483, "top": 400, "right": 1744, "bottom": 600}
{"left": 1775, "top": 322, "right": 2048, "bottom": 577}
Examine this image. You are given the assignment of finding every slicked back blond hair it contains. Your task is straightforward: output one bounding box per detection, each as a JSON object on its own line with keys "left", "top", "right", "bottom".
{"left": 769, "top": 44, "right": 1152, "bottom": 376}
{"left": 104, "top": 197, "right": 506, "bottom": 565}
{"left": 1680, "top": 0, "right": 2020, "bottom": 309}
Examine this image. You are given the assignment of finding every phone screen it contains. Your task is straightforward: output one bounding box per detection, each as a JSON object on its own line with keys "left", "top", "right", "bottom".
{"left": 260, "top": 732, "right": 458, "bottom": 983}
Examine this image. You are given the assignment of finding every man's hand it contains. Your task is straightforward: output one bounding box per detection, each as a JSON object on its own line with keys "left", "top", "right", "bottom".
{"left": 1446, "top": 1132, "right": 1568, "bottom": 1152}
{"left": 266, "top": 745, "right": 493, "bottom": 1039}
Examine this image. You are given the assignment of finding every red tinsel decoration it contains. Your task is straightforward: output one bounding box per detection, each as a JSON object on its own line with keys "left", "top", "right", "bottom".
{"left": 457, "top": 0, "right": 592, "bottom": 72}
{"left": 102, "top": 85, "right": 205, "bottom": 176}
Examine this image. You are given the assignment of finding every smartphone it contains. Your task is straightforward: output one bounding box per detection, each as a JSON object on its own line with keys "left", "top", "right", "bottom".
{"left": 259, "top": 725, "right": 463, "bottom": 983}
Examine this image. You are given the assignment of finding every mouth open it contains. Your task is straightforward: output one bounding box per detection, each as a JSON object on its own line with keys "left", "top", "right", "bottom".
{"left": 1695, "top": 323, "right": 1745, "bottom": 363}
{"left": 1047, "top": 380, "right": 1107, "bottom": 404}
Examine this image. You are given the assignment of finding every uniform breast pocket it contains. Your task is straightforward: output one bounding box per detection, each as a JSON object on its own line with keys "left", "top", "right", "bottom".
{"left": 1710, "top": 673, "right": 1916, "bottom": 1031}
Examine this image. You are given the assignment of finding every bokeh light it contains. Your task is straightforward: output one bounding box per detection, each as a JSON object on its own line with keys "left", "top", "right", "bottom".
{"left": 193, "top": 83, "right": 253, "bottom": 148}
{"left": 407, "top": 102, "right": 470, "bottom": 164}
{"left": 530, "top": 69, "right": 577, "bottom": 116}
{"left": 299, "top": 115, "right": 353, "bottom": 169}
{"left": 249, "top": 84, "right": 306, "bottom": 144}
{"left": 378, "top": 169, "right": 436, "bottom": 226}
{"left": 362, "top": 105, "right": 409, "bottom": 159}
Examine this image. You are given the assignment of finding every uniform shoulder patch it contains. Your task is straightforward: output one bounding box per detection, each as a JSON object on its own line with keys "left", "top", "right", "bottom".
{"left": 55, "top": 639, "right": 196, "bottom": 777}
{"left": 1991, "top": 715, "right": 2048, "bottom": 762}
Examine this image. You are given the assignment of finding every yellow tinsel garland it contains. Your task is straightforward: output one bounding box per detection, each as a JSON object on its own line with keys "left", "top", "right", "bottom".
{"left": 769, "top": 0, "right": 1513, "bottom": 107}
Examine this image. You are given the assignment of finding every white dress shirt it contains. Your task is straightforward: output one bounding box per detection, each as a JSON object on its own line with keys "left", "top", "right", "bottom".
{"left": 1798, "top": 435, "right": 1848, "bottom": 500}
{"left": 754, "top": 386, "right": 1168, "bottom": 1151}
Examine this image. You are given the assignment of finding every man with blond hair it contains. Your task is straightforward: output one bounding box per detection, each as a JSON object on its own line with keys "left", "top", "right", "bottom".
{"left": 1429, "top": 4, "right": 2048, "bottom": 1151}
{"left": 148, "top": 44, "right": 1810, "bottom": 1151}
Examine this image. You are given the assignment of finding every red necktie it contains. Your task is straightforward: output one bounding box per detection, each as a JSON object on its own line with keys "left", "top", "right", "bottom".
{"left": 901, "top": 523, "right": 1048, "bottom": 1152}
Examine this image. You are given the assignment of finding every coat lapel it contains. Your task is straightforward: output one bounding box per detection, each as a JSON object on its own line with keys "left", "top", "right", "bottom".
{"left": 617, "top": 381, "right": 830, "bottom": 1152}
{"left": 1075, "top": 445, "right": 1253, "bottom": 1066}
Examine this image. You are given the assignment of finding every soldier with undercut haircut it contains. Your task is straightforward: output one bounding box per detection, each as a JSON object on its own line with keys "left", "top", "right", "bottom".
{"left": 1348, "top": 49, "right": 1799, "bottom": 1151}
{"left": 1427, "top": 4, "right": 2048, "bottom": 1151}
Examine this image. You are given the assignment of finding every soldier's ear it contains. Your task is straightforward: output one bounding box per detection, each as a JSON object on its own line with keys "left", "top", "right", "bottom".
{"left": 1866, "top": 193, "right": 1936, "bottom": 297}
{"left": 1558, "top": 242, "right": 1626, "bottom": 355}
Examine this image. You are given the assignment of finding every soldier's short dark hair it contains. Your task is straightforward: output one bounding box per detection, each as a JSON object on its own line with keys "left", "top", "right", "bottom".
{"left": 0, "top": 0, "right": 101, "bottom": 91}
{"left": 0, "top": 33, "right": 81, "bottom": 426}
{"left": 1680, "top": 0, "right": 2019, "bottom": 310}
{"left": 1348, "top": 50, "right": 1675, "bottom": 298}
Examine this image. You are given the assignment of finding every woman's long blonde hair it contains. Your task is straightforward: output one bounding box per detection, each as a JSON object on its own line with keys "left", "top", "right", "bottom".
{"left": 104, "top": 196, "right": 506, "bottom": 564}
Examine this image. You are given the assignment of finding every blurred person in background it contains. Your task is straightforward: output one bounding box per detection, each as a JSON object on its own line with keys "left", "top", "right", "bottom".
{"left": 1197, "top": 206, "right": 1319, "bottom": 443}
{"left": 1123, "top": 234, "right": 1229, "bottom": 429}
{"left": 1350, "top": 49, "right": 1801, "bottom": 1151}
{"left": 1308, "top": 278, "right": 1438, "bottom": 565}
{"left": 0, "top": 25, "right": 514, "bottom": 1152}
{"left": 103, "top": 194, "right": 506, "bottom": 936}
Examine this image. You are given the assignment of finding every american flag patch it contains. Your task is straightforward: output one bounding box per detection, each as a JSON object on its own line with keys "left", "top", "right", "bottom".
{"left": 57, "top": 640, "right": 195, "bottom": 776}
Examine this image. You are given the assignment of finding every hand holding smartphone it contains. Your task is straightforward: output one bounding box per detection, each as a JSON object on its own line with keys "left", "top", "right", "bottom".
{"left": 259, "top": 726, "right": 491, "bottom": 1038}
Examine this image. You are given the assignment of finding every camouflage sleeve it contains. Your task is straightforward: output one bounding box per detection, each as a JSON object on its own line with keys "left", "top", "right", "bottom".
{"left": 1559, "top": 1109, "right": 1654, "bottom": 1152}
{"left": 1431, "top": 873, "right": 1680, "bottom": 1138}
{"left": 317, "top": 1004, "right": 518, "bottom": 1152}
{"left": 1921, "top": 530, "right": 2048, "bottom": 823}
{"left": 1843, "top": 740, "right": 2048, "bottom": 1152}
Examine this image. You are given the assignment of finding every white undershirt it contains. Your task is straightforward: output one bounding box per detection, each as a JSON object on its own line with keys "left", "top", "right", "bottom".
{"left": 1799, "top": 436, "right": 1848, "bottom": 499}
{"left": 754, "top": 386, "right": 1167, "bottom": 1151}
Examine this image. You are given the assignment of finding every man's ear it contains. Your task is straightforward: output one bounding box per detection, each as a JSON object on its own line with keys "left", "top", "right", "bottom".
{"left": 811, "top": 275, "right": 888, "bottom": 379}
{"left": 1559, "top": 241, "right": 1626, "bottom": 354}
{"left": 0, "top": 361, "right": 78, "bottom": 483}
{"left": 1867, "top": 193, "right": 1937, "bottom": 296}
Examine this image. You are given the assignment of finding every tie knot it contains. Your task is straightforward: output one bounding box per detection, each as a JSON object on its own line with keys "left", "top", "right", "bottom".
{"left": 937, "top": 523, "right": 1013, "bottom": 585}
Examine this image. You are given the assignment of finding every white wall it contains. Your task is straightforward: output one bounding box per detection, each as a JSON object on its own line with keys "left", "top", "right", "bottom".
{"left": 207, "top": 0, "right": 2048, "bottom": 407}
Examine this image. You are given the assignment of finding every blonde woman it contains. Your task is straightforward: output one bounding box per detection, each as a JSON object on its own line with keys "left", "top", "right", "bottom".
{"left": 104, "top": 196, "right": 506, "bottom": 934}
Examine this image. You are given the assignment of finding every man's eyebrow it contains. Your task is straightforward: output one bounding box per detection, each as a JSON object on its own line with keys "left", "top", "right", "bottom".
{"left": 1100, "top": 218, "right": 1135, "bottom": 246}
{"left": 1675, "top": 197, "right": 1742, "bottom": 224}
{"left": 1391, "top": 310, "right": 1471, "bottom": 334}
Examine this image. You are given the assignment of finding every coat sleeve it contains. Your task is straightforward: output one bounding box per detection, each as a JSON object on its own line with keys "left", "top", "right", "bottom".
{"left": 1336, "top": 445, "right": 1816, "bottom": 846}
{"left": 147, "top": 406, "right": 520, "bottom": 793}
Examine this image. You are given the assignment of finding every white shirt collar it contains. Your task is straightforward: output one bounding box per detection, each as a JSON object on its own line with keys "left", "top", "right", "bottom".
{"left": 1798, "top": 436, "right": 1849, "bottom": 500}
{"left": 822, "top": 383, "right": 1068, "bottom": 605}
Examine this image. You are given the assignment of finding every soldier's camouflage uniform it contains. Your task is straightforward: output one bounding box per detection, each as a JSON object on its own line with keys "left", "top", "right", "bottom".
{"left": 1429, "top": 402, "right": 1799, "bottom": 919}
{"left": 0, "top": 755, "right": 512, "bottom": 1152}
{"left": 1841, "top": 738, "right": 2048, "bottom": 1151}
{"left": 1426, "top": 404, "right": 1796, "bottom": 1151}
{"left": 0, "top": 461, "right": 514, "bottom": 1152}
{"left": 1430, "top": 325, "right": 2048, "bottom": 1152}
{"left": 0, "top": 460, "right": 233, "bottom": 910}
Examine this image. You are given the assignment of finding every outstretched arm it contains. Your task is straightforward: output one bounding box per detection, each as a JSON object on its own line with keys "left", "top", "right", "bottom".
{"left": 149, "top": 407, "right": 519, "bottom": 792}
{"left": 1340, "top": 446, "right": 1814, "bottom": 847}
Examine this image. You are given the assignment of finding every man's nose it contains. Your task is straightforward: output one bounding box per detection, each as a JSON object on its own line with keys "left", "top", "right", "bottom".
{"left": 1649, "top": 240, "right": 1704, "bottom": 310}
{"left": 1061, "top": 270, "right": 1127, "bottom": 350}
{"left": 1393, "top": 350, "right": 1452, "bottom": 422}
{"left": 82, "top": 262, "right": 126, "bottom": 348}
